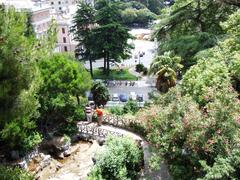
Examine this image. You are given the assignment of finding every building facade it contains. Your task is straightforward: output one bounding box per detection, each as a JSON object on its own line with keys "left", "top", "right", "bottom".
{"left": 1, "top": 0, "right": 52, "bottom": 39}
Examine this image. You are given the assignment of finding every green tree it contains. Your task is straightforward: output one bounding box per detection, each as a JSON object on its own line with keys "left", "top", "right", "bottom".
{"left": 71, "top": 1, "right": 96, "bottom": 77}
{"left": 91, "top": 81, "right": 110, "bottom": 107}
{"left": 153, "top": 0, "right": 237, "bottom": 70}
{"left": 94, "top": 0, "right": 134, "bottom": 75}
{"left": 149, "top": 52, "right": 182, "bottom": 92}
{"left": 147, "top": 87, "right": 240, "bottom": 179}
{"left": 38, "top": 54, "right": 92, "bottom": 129}
{"left": 181, "top": 58, "right": 230, "bottom": 106}
{"left": 0, "top": 7, "right": 42, "bottom": 151}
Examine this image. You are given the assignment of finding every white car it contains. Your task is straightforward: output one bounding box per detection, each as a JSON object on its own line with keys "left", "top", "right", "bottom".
{"left": 129, "top": 92, "right": 137, "bottom": 101}
{"left": 112, "top": 93, "right": 119, "bottom": 102}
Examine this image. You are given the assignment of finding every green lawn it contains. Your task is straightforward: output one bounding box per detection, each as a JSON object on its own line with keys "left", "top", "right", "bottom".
{"left": 93, "top": 68, "right": 138, "bottom": 80}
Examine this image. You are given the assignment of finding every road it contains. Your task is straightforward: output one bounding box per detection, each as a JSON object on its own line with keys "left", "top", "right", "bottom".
{"left": 84, "top": 28, "right": 157, "bottom": 69}
{"left": 86, "top": 28, "right": 157, "bottom": 105}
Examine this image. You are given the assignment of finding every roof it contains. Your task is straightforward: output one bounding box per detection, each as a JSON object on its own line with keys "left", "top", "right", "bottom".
{"left": 1, "top": 0, "right": 51, "bottom": 12}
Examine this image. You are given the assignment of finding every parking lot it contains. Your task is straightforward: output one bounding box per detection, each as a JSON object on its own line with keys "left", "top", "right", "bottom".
{"left": 87, "top": 80, "right": 156, "bottom": 108}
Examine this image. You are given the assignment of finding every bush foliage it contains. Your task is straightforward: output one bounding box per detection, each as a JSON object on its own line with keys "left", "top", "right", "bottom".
{"left": 0, "top": 166, "right": 33, "bottom": 180}
{"left": 88, "top": 136, "right": 143, "bottom": 180}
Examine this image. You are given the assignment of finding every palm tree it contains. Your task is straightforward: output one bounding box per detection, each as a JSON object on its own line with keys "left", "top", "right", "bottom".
{"left": 149, "top": 52, "right": 182, "bottom": 92}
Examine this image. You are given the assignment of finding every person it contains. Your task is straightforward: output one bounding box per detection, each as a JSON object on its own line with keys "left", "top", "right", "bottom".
{"left": 95, "top": 106, "right": 103, "bottom": 126}
{"left": 85, "top": 104, "right": 93, "bottom": 123}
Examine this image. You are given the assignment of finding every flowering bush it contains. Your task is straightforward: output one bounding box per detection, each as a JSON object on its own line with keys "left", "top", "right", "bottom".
{"left": 147, "top": 87, "right": 240, "bottom": 179}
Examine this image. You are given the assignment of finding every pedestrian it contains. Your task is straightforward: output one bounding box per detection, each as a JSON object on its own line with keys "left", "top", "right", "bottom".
{"left": 95, "top": 106, "right": 103, "bottom": 126}
{"left": 85, "top": 104, "right": 93, "bottom": 123}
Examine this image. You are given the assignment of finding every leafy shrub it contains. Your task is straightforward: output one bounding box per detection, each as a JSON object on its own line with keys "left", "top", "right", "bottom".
{"left": 22, "top": 132, "right": 42, "bottom": 152}
{"left": 181, "top": 58, "right": 230, "bottom": 106}
{"left": 91, "top": 81, "right": 110, "bottom": 107}
{"left": 73, "top": 106, "right": 85, "bottom": 120}
{"left": 142, "top": 67, "right": 148, "bottom": 75}
{"left": 129, "top": 122, "right": 147, "bottom": 136}
{"left": 88, "top": 136, "right": 143, "bottom": 180}
{"left": 123, "top": 100, "right": 139, "bottom": 114}
{"left": 58, "top": 121, "right": 78, "bottom": 136}
{"left": 135, "top": 64, "right": 145, "bottom": 73}
{"left": 147, "top": 87, "right": 240, "bottom": 179}
{"left": 109, "top": 107, "right": 124, "bottom": 116}
{"left": 0, "top": 165, "right": 33, "bottom": 180}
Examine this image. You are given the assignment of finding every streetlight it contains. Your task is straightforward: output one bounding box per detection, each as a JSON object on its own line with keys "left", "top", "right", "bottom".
{"left": 138, "top": 51, "right": 141, "bottom": 64}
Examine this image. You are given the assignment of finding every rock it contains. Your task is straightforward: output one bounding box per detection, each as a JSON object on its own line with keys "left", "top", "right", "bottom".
{"left": 56, "top": 163, "right": 63, "bottom": 171}
{"left": 56, "top": 152, "right": 64, "bottom": 159}
{"left": 11, "top": 150, "right": 19, "bottom": 160}
{"left": 92, "top": 157, "right": 96, "bottom": 165}
{"left": 78, "top": 133, "right": 93, "bottom": 141}
{"left": 39, "top": 154, "right": 51, "bottom": 168}
{"left": 41, "top": 136, "right": 71, "bottom": 155}
{"left": 96, "top": 137, "right": 105, "bottom": 146}
{"left": 18, "top": 160, "right": 28, "bottom": 170}
{"left": 63, "top": 149, "right": 71, "bottom": 157}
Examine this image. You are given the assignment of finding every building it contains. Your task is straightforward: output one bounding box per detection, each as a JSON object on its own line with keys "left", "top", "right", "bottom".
{"left": 54, "top": 5, "right": 77, "bottom": 52}
{"left": 1, "top": 0, "right": 52, "bottom": 39}
{"left": 47, "top": 0, "right": 78, "bottom": 13}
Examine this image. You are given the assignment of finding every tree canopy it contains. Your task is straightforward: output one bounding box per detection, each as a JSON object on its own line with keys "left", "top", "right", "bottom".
{"left": 0, "top": 7, "right": 42, "bottom": 150}
{"left": 153, "top": 0, "right": 238, "bottom": 69}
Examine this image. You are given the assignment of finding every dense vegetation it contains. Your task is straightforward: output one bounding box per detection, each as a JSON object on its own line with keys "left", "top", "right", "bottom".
{"left": 0, "top": 166, "right": 33, "bottom": 180}
{"left": 72, "top": 0, "right": 133, "bottom": 76}
{"left": 0, "top": 7, "right": 92, "bottom": 155}
{"left": 88, "top": 136, "right": 143, "bottom": 179}
{"left": 144, "top": 1, "right": 240, "bottom": 179}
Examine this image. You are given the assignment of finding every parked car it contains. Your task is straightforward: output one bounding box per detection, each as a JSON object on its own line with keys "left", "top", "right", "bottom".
{"left": 129, "top": 92, "right": 137, "bottom": 101}
{"left": 112, "top": 93, "right": 119, "bottom": 102}
{"left": 137, "top": 94, "right": 144, "bottom": 102}
{"left": 119, "top": 94, "right": 128, "bottom": 102}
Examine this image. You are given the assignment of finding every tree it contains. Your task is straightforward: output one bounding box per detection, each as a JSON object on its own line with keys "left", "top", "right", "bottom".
{"left": 71, "top": 1, "right": 96, "bottom": 77}
{"left": 91, "top": 81, "right": 110, "bottom": 107}
{"left": 147, "top": 87, "right": 240, "bottom": 179}
{"left": 38, "top": 54, "right": 92, "bottom": 129}
{"left": 0, "top": 7, "right": 42, "bottom": 151}
{"left": 153, "top": 0, "right": 237, "bottom": 70}
{"left": 94, "top": 0, "right": 134, "bottom": 75}
{"left": 181, "top": 58, "right": 230, "bottom": 106}
{"left": 149, "top": 52, "right": 182, "bottom": 92}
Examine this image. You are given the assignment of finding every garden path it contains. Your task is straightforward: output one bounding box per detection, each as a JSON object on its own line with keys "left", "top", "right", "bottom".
{"left": 77, "top": 121, "right": 171, "bottom": 180}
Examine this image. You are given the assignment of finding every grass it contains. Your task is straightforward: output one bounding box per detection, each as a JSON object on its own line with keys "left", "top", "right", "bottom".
{"left": 93, "top": 68, "right": 138, "bottom": 80}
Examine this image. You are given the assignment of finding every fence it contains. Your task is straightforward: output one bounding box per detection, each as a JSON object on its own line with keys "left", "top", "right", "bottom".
{"left": 78, "top": 124, "right": 123, "bottom": 138}
{"left": 77, "top": 114, "right": 142, "bottom": 139}
{"left": 102, "top": 114, "right": 135, "bottom": 128}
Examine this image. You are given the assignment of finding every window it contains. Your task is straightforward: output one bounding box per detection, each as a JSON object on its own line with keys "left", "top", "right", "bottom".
{"left": 62, "top": 28, "right": 65, "bottom": 34}
{"left": 59, "top": 7, "right": 62, "bottom": 10}
{"left": 58, "top": 1, "right": 61, "bottom": 4}
{"left": 51, "top": 1, "right": 54, "bottom": 5}
{"left": 64, "top": 46, "right": 68, "bottom": 52}
{"left": 63, "top": 37, "right": 66, "bottom": 43}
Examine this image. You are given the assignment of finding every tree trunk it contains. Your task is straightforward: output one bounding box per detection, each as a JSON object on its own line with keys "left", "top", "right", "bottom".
{"left": 104, "top": 55, "right": 106, "bottom": 74}
{"left": 76, "top": 95, "right": 80, "bottom": 105}
{"left": 106, "top": 52, "right": 110, "bottom": 76}
{"left": 89, "top": 58, "right": 93, "bottom": 77}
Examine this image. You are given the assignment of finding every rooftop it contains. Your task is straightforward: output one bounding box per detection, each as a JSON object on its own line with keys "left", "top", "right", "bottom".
{"left": 1, "top": 0, "right": 51, "bottom": 12}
